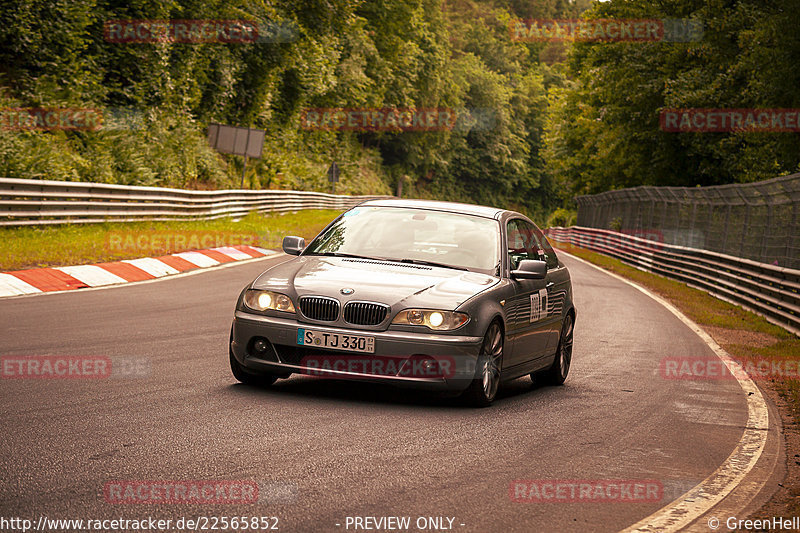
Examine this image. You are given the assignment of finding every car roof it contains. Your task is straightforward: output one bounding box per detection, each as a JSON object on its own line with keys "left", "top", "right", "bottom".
{"left": 358, "top": 198, "right": 508, "bottom": 219}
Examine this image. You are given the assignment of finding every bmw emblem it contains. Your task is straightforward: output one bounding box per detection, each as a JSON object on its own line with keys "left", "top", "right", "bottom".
{"left": 340, "top": 288, "right": 354, "bottom": 295}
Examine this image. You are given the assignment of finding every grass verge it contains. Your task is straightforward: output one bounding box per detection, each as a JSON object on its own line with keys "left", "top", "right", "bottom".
{"left": 1, "top": 210, "right": 341, "bottom": 271}
{"left": 553, "top": 242, "right": 800, "bottom": 518}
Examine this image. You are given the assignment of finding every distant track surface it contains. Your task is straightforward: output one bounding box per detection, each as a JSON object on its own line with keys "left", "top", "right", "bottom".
{"left": 0, "top": 254, "right": 756, "bottom": 532}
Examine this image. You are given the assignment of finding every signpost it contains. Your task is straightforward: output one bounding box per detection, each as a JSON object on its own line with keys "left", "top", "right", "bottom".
{"left": 207, "top": 123, "right": 266, "bottom": 188}
{"left": 327, "top": 162, "right": 340, "bottom": 194}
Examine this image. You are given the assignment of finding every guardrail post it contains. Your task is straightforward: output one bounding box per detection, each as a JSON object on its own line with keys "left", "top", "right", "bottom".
{"left": 789, "top": 203, "right": 798, "bottom": 270}
{"left": 721, "top": 203, "right": 731, "bottom": 254}
{"left": 739, "top": 204, "right": 750, "bottom": 258}
{"left": 761, "top": 200, "right": 773, "bottom": 264}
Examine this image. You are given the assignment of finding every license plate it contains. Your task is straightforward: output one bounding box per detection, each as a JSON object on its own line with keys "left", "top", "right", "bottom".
{"left": 297, "top": 328, "right": 375, "bottom": 353}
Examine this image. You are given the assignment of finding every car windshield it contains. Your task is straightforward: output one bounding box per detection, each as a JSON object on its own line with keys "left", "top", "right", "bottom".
{"left": 304, "top": 206, "right": 500, "bottom": 274}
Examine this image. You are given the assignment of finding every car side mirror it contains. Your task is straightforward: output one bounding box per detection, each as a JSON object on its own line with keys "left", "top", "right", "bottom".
{"left": 511, "top": 259, "right": 547, "bottom": 280}
{"left": 282, "top": 236, "right": 306, "bottom": 256}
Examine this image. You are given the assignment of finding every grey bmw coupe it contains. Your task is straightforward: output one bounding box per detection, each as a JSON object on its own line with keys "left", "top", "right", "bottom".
{"left": 229, "top": 199, "right": 575, "bottom": 406}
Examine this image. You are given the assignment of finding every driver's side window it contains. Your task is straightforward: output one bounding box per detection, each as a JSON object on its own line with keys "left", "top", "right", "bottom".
{"left": 507, "top": 219, "right": 538, "bottom": 271}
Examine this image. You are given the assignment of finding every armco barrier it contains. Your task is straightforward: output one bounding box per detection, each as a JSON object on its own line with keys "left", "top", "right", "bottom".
{"left": 0, "top": 177, "right": 391, "bottom": 226}
{"left": 546, "top": 226, "right": 799, "bottom": 336}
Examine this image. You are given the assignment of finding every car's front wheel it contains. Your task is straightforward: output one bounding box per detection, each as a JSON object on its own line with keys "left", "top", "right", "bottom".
{"left": 230, "top": 351, "right": 277, "bottom": 386}
{"left": 462, "top": 321, "right": 504, "bottom": 407}
{"left": 229, "top": 330, "right": 278, "bottom": 387}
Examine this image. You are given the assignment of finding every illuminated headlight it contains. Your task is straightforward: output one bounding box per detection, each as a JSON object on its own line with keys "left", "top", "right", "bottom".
{"left": 391, "top": 309, "right": 469, "bottom": 331}
{"left": 243, "top": 289, "right": 296, "bottom": 313}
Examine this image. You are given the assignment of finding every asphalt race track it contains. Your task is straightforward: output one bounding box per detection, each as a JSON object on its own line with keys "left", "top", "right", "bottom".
{"left": 0, "top": 254, "right": 756, "bottom": 532}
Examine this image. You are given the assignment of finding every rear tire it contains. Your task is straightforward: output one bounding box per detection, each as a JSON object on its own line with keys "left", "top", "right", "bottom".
{"left": 461, "top": 321, "right": 504, "bottom": 407}
{"left": 536, "top": 313, "right": 573, "bottom": 386}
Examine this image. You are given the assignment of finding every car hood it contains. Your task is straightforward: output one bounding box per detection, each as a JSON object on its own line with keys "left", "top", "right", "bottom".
{"left": 252, "top": 256, "right": 498, "bottom": 309}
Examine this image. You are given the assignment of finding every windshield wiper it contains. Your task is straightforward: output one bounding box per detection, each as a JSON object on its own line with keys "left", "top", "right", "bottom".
{"left": 306, "top": 252, "right": 382, "bottom": 260}
{"left": 396, "top": 258, "right": 468, "bottom": 271}
{"left": 308, "top": 253, "right": 468, "bottom": 271}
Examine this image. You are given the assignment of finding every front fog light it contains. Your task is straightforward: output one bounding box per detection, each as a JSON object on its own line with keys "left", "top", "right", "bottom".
{"left": 244, "top": 290, "right": 296, "bottom": 313}
{"left": 253, "top": 338, "right": 270, "bottom": 355}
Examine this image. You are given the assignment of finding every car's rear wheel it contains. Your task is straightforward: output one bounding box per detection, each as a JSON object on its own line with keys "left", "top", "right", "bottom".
{"left": 462, "top": 321, "right": 504, "bottom": 407}
{"left": 229, "top": 330, "right": 277, "bottom": 387}
{"left": 536, "top": 313, "right": 573, "bottom": 386}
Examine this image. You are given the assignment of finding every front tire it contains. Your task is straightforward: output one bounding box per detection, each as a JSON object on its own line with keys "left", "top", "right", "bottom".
{"left": 229, "top": 330, "right": 277, "bottom": 387}
{"left": 230, "top": 351, "right": 277, "bottom": 386}
{"left": 461, "top": 321, "right": 504, "bottom": 407}
{"left": 536, "top": 313, "right": 574, "bottom": 386}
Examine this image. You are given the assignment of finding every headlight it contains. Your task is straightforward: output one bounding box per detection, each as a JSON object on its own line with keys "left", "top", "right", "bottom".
{"left": 391, "top": 309, "right": 469, "bottom": 331}
{"left": 243, "top": 289, "right": 296, "bottom": 313}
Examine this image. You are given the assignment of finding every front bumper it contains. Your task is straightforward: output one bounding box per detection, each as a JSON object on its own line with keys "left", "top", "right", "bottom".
{"left": 231, "top": 310, "right": 484, "bottom": 392}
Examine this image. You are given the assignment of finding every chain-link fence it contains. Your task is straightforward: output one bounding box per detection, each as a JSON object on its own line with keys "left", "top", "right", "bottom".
{"left": 575, "top": 173, "right": 800, "bottom": 269}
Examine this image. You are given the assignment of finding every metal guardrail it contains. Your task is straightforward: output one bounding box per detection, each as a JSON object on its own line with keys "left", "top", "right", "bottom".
{"left": 546, "top": 226, "right": 800, "bottom": 336}
{"left": 0, "top": 177, "right": 391, "bottom": 225}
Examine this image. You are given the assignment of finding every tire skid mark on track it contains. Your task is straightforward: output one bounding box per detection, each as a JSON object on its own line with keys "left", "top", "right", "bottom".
{"left": 561, "top": 251, "right": 771, "bottom": 533}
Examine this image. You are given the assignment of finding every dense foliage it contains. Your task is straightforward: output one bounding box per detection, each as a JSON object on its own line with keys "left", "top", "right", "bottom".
{"left": 545, "top": 0, "right": 800, "bottom": 198}
{"left": 1, "top": 0, "right": 798, "bottom": 220}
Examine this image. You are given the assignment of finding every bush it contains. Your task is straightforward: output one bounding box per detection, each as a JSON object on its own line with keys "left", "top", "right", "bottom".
{"left": 546, "top": 208, "right": 577, "bottom": 228}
